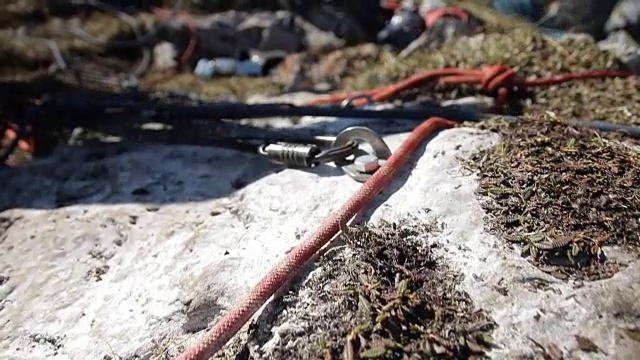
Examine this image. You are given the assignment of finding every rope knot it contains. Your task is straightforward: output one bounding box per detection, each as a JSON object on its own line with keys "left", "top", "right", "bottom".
{"left": 479, "top": 65, "right": 517, "bottom": 94}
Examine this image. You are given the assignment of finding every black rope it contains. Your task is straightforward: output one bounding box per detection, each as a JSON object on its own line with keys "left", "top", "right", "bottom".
{"left": 4, "top": 91, "right": 640, "bottom": 167}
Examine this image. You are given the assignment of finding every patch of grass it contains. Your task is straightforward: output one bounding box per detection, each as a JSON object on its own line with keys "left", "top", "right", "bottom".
{"left": 241, "top": 221, "right": 496, "bottom": 359}
{"left": 343, "top": 29, "right": 640, "bottom": 126}
{"left": 469, "top": 116, "right": 640, "bottom": 281}
{"left": 144, "top": 72, "right": 282, "bottom": 101}
{"left": 349, "top": 30, "right": 620, "bottom": 88}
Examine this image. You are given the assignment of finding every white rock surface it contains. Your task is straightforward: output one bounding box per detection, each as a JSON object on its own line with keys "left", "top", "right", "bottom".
{"left": 0, "top": 103, "right": 639, "bottom": 360}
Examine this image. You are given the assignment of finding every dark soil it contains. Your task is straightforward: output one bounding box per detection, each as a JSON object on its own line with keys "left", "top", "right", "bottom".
{"left": 468, "top": 116, "right": 640, "bottom": 281}
{"left": 231, "top": 221, "right": 495, "bottom": 360}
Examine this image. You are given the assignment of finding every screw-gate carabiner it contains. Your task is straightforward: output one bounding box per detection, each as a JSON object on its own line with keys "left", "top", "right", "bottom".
{"left": 258, "top": 142, "right": 323, "bottom": 168}
{"left": 257, "top": 126, "right": 391, "bottom": 183}
{"left": 258, "top": 94, "right": 392, "bottom": 181}
{"left": 258, "top": 139, "right": 360, "bottom": 168}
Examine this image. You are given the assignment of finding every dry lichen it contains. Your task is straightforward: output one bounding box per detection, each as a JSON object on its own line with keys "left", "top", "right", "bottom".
{"left": 231, "top": 221, "right": 495, "bottom": 359}
{"left": 469, "top": 116, "right": 640, "bottom": 281}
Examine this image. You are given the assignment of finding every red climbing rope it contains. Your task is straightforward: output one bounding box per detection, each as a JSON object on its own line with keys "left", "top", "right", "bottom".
{"left": 174, "top": 63, "right": 633, "bottom": 359}
{"left": 174, "top": 117, "right": 457, "bottom": 360}
{"left": 302, "top": 65, "right": 632, "bottom": 111}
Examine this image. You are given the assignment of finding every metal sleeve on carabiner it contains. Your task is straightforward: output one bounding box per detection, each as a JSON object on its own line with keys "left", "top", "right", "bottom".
{"left": 258, "top": 142, "right": 322, "bottom": 168}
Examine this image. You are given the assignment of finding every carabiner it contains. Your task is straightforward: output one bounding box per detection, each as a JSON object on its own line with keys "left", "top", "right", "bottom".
{"left": 257, "top": 139, "right": 359, "bottom": 168}
{"left": 314, "top": 139, "right": 359, "bottom": 164}
{"left": 341, "top": 94, "right": 375, "bottom": 108}
{"left": 256, "top": 123, "right": 391, "bottom": 182}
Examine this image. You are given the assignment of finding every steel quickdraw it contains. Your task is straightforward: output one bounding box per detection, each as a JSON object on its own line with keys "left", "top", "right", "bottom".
{"left": 257, "top": 125, "right": 393, "bottom": 183}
